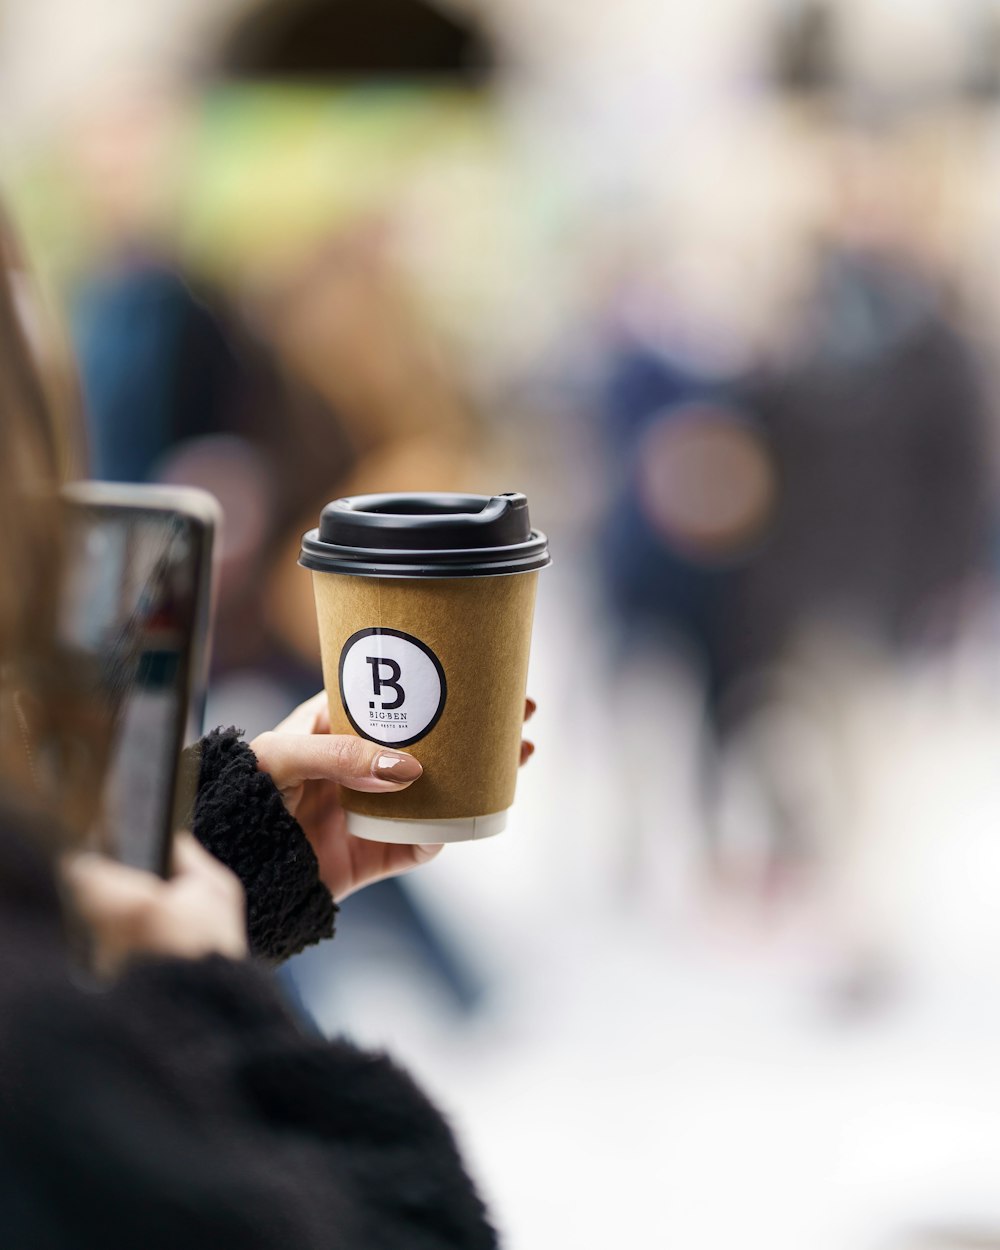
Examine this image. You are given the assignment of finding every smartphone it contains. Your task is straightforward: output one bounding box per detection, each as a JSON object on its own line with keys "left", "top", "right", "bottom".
{"left": 58, "top": 483, "right": 219, "bottom": 876}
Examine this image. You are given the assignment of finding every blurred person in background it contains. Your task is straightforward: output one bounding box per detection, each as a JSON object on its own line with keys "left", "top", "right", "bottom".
{"left": 70, "top": 0, "right": 492, "bottom": 693}
{"left": 719, "top": 132, "right": 996, "bottom": 888}
{"left": 735, "top": 237, "right": 991, "bottom": 687}
{"left": 590, "top": 255, "right": 778, "bottom": 890}
{"left": 596, "top": 322, "right": 774, "bottom": 742}
{"left": 67, "top": 0, "right": 499, "bottom": 1014}
{"left": 0, "top": 224, "right": 512, "bottom": 1246}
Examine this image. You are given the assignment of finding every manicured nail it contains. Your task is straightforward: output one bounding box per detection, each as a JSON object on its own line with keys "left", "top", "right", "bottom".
{"left": 373, "top": 752, "right": 423, "bottom": 783}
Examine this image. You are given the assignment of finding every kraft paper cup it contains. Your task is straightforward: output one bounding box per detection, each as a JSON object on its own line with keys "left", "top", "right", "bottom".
{"left": 300, "top": 492, "right": 549, "bottom": 844}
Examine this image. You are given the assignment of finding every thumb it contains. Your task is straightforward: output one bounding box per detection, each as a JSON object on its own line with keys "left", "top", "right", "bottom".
{"left": 62, "top": 854, "right": 160, "bottom": 944}
{"left": 251, "top": 731, "right": 423, "bottom": 794}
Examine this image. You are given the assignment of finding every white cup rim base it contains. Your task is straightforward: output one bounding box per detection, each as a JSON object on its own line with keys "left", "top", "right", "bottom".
{"left": 345, "top": 810, "right": 509, "bottom": 844}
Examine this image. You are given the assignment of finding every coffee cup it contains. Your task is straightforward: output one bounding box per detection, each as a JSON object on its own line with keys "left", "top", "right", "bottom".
{"left": 299, "top": 492, "right": 549, "bottom": 843}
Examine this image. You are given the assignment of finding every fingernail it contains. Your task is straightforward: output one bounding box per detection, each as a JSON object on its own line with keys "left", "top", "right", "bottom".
{"left": 373, "top": 752, "right": 423, "bottom": 783}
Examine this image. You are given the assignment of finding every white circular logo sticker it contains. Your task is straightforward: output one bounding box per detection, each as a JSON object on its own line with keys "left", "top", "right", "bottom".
{"left": 338, "top": 628, "right": 447, "bottom": 747}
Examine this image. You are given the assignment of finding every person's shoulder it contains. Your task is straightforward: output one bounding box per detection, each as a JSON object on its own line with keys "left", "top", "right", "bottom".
{"left": 0, "top": 950, "right": 304, "bottom": 1162}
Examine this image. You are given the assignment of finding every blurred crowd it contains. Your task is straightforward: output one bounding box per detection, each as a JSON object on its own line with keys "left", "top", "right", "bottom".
{"left": 10, "top": 0, "right": 1000, "bottom": 1245}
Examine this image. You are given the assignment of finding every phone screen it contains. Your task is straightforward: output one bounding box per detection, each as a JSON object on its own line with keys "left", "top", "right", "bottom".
{"left": 59, "top": 498, "right": 213, "bottom": 874}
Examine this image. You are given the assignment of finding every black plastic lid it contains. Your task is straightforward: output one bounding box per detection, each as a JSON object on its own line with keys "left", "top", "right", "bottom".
{"left": 299, "top": 491, "right": 550, "bottom": 578}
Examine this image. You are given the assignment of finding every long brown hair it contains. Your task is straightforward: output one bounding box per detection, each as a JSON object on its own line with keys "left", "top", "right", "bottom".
{"left": 0, "top": 218, "right": 92, "bottom": 838}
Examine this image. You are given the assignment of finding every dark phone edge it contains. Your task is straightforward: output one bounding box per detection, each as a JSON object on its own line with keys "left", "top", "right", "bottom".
{"left": 164, "top": 507, "right": 215, "bottom": 877}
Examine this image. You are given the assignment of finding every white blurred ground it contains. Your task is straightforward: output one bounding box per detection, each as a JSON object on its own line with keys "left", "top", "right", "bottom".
{"left": 292, "top": 563, "right": 1000, "bottom": 1250}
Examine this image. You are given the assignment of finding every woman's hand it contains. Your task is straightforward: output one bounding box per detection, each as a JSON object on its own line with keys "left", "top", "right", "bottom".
{"left": 63, "top": 833, "right": 247, "bottom": 977}
{"left": 251, "top": 692, "right": 536, "bottom": 902}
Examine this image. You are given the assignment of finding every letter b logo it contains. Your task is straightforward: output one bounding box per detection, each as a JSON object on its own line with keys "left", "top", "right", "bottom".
{"left": 366, "top": 656, "right": 404, "bottom": 710}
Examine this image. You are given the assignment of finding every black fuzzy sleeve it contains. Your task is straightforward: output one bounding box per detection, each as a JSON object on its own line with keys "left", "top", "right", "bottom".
{"left": 188, "top": 728, "right": 336, "bottom": 963}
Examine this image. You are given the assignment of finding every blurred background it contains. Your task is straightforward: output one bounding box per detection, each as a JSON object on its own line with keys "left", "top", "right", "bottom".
{"left": 11, "top": 0, "right": 1000, "bottom": 1245}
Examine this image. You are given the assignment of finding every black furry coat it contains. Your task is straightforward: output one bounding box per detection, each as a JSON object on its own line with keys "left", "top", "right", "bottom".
{"left": 0, "top": 730, "right": 497, "bottom": 1249}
